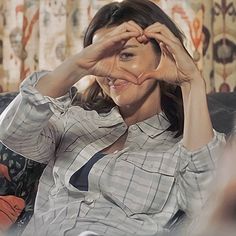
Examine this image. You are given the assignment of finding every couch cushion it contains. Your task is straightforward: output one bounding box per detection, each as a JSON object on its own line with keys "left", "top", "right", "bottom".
{"left": 207, "top": 92, "right": 236, "bottom": 135}
{"left": 0, "top": 195, "right": 25, "bottom": 231}
{"left": 0, "top": 92, "right": 18, "bottom": 114}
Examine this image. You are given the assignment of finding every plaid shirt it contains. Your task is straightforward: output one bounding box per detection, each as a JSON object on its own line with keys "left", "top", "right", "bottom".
{"left": 0, "top": 72, "right": 225, "bottom": 236}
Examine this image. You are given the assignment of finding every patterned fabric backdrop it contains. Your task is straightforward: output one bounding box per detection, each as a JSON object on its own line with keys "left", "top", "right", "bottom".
{"left": 0, "top": 0, "right": 235, "bottom": 93}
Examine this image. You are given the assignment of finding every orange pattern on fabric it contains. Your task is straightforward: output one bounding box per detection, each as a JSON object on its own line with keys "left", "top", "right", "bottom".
{"left": 0, "top": 164, "right": 11, "bottom": 181}
{"left": 0, "top": 196, "right": 25, "bottom": 231}
{"left": 0, "top": 0, "right": 235, "bottom": 92}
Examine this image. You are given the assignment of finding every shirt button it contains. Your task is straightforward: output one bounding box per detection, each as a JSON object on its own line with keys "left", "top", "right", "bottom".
{"left": 131, "top": 126, "right": 137, "bottom": 131}
{"left": 86, "top": 198, "right": 94, "bottom": 204}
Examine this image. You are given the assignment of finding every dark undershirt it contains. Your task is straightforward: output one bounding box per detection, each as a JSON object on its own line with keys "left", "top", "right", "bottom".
{"left": 69, "top": 152, "right": 107, "bottom": 191}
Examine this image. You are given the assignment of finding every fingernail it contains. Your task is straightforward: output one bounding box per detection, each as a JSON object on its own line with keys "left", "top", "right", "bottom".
{"left": 137, "top": 37, "right": 142, "bottom": 43}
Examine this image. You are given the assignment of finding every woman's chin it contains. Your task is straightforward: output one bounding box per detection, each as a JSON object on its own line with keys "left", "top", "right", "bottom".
{"left": 111, "top": 90, "right": 143, "bottom": 109}
{"left": 112, "top": 97, "right": 134, "bottom": 108}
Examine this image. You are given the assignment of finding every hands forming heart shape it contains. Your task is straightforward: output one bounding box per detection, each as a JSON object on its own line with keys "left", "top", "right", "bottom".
{"left": 81, "top": 20, "right": 202, "bottom": 87}
{"left": 137, "top": 23, "right": 200, "bottom": 86}
{"left": 129, "top": 21, "right": 201, "bottom": 86}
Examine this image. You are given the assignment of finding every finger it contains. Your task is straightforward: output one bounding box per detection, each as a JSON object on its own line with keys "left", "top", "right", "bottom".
{"left": 145, "top": 22, "right": 180, "bottom": 44}
{"left": 144, "top": 32, "right": 181, "bottom": 55}
{"left": 159, "top": 42, "right": 173, "bottom": 59}
{"left": 105, "top": 31, "right": 140, "bottom": 49}
{"left": 137, "top": 34, "right": 149, "bottom": 44}
{"left": 127, "top": 20, "right": 143, "bottom": 35}
{"left": 159, "top": 42, "right": 167, "bottom": 53}
{"left": 97, "top": 22, "right": 142, "bottom": 50}
{"left": 126, "top": 21, "right": 148, "bottom": 44}
{"left": 108, "top": 32, "right": 141, "bottom": 44}
{"left": 112, "top": 68, "right": 138, "bottom": 84}
{"left": 137, "top": 71, "right": 160, "bottom": 84}
{"left": 97, "top": 24, "right": 140, "bottom": 45}
{"left": 146, "top": 32, "right": 193, "bottom": 66}
{"left": 111, "top": 21, "right": 141, "bottom": 37}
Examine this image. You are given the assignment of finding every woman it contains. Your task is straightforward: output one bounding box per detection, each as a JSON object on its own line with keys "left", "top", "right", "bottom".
{"left": 0, "top": 0, "right": 225, "bottom": 235}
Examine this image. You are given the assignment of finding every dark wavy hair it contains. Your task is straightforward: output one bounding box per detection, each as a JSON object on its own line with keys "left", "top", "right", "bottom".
{"left": 74, "top": 0, "right": 185, "bottom": 137}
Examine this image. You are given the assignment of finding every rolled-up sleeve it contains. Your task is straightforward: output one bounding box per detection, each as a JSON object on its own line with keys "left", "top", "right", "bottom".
{"left": 0, "top": 71, "right": 75, "bottom": 163}
{"left": 176, "top": 130, "right": 226, "bottom": 217}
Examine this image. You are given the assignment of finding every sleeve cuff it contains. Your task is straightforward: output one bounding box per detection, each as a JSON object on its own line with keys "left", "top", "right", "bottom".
{"left": 20, "top": 71, "right": 77, "bottom": 116}
{"left": 178, "top": 130, "right": 226, "bottom": 172}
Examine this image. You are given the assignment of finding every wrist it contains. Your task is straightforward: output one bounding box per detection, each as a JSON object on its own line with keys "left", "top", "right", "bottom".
{"left": 181, "top": 71, "right": 206, "bottom": 91}
{"left": 67, "top": 55, "right": 90, "bottom": 82}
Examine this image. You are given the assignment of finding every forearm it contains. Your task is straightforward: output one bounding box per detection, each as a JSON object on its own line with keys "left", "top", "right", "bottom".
{"left": 35, "top": 55, "right": 88, "bottom": 98}
{"left": 176, "top": 129, "right": 225, "bottom": 218}
{"left": 181, "top": 73, "right": 214, "bottom": 151}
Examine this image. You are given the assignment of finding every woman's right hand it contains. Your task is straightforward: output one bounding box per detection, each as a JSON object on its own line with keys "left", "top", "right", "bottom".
{"left": 76, "top": 21, "right": 143, "bottom": 84}
{"left": 35, "top": 21, "right": 143, "bottom": 97}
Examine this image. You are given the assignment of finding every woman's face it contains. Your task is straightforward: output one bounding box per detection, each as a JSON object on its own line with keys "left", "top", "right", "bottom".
{"left": 94, "top": 27, "right": 161, "bottom": 108}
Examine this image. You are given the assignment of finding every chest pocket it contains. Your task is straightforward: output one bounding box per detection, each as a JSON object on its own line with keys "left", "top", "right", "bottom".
{"left": 98, "top": 153, "right": 176, "bottom": 216}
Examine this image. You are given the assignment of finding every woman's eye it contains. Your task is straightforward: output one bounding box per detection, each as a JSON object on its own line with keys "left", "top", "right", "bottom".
{"left": 119, "top": 52, "right": 134, "bottom": 60}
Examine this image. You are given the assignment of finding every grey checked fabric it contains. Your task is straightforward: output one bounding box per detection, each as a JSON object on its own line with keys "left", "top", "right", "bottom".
{"left": 0, "top": 72, "right": 225, "bottom": 236}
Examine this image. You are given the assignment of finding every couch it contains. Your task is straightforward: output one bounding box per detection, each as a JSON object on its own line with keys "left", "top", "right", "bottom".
{"left": 0, "top": 91, "right": 235, "bottom": 235}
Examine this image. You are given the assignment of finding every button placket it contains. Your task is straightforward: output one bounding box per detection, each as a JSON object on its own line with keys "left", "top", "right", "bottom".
{"left": 125, "top": 125, "right": 149, "bottom": 149}
{"left": 128, "top": 125, "right": 139, "bottom": 136}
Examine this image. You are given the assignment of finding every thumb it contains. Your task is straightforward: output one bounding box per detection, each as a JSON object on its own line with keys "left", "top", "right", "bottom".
{"left": 111, "top": 68, "right": 138, "bottom": 84}
{"left": 138, "top": 70, "right": 162, "bottom": 84}
{"left": 138, "top": 44, "right": 170, "bottom": 84}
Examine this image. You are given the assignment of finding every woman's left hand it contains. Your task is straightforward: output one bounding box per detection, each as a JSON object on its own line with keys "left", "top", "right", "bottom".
{"left": 138, "top": 22, "right": 202, "bottom": 86}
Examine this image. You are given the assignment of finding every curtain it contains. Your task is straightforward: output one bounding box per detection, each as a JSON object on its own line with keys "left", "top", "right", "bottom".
{"left": 0, "top": 0, "right": 235, "bottom": 93}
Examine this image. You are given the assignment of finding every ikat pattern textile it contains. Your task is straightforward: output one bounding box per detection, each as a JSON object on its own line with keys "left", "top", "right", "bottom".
{"left": 0, "top": 0, "right": 235, "bottom": 93}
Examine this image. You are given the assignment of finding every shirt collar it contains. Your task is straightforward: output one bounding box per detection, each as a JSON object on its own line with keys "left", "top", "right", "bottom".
{"left": 98, "top": 107, "right": 170, "bottom": 138}
{"left": 136, "top": 111, "right": 170, "bottom": 138}
{"left": 97, "top": 106, "right": 125, "bottom": 128}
